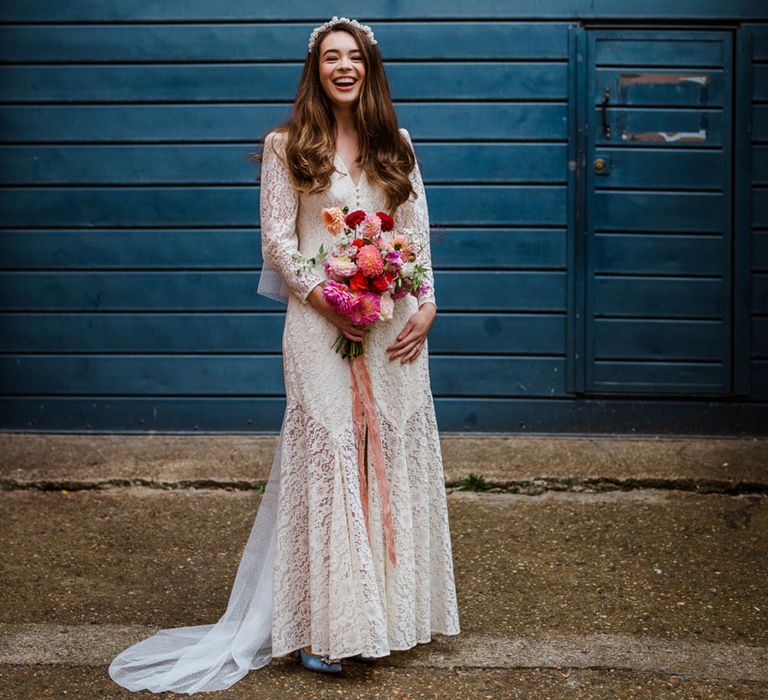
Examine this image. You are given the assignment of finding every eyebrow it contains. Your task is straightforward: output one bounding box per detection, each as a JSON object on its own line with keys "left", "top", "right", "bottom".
{"left": 322, "top": 48, "right": 363, "bottom": 57}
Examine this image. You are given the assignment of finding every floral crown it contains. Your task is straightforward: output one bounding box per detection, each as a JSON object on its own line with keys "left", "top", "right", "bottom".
{"left": 307, "top": 16, "right": 377, "bottom": 53}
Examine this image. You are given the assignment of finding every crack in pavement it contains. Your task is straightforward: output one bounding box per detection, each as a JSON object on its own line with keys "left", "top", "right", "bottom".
{"left": 2, "top": 477, "right": 768, "bottom": 497}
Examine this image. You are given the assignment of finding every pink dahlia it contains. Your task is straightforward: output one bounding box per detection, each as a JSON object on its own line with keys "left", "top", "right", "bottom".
{"left": 349, "top": 291, "right": 381, "bottom": 325}
{"left": 356, "top": 244, "right": 384, "bottom": 277}
{"left": 322, "top": 279, "right": 354, "bottom": 313}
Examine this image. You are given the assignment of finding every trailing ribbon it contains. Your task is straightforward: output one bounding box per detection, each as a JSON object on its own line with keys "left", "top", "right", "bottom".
{"left": 349, "top": 354, "right": 397, "bottom": 566}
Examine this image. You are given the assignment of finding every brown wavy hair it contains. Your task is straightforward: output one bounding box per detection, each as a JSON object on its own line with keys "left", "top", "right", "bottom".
{"left": 250, "top": 22, "right": 416, "bottom": 215}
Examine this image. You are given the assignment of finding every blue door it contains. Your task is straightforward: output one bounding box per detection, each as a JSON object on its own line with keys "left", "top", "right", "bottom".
{"left": 575, "top": 29, "right": 734, "bottom": 395}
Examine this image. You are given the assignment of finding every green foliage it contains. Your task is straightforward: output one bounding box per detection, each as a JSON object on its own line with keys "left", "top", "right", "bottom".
{"left": 458, "top": 472, "right": 487, "bottom": 491}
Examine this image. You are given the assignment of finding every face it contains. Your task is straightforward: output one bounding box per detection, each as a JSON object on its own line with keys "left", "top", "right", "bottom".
{"left": 318, "top": 30, "right": 366, "bottom": 110}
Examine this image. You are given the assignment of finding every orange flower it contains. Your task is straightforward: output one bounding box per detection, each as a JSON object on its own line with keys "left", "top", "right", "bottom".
{"left": 322, "top": 207, "right": 345, "bottom": 235}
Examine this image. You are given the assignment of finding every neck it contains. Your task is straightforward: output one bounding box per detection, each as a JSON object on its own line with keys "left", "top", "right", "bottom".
{"left": 332, "top": 106, "right": 356, "bottom": 136}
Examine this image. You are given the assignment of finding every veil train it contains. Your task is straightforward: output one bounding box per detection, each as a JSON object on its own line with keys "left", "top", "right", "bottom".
{"left": 108, "top": 415, "right": 285, "bottom": 694}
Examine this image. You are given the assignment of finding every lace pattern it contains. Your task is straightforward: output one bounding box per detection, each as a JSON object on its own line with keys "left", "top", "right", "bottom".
{"left": 271, "top": 398, "right": 460, "bottom": 659}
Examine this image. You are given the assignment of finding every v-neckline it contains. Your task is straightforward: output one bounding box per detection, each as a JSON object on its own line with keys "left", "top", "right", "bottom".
{"left": 334, "top": 152, "right": 364, "bottom": 189}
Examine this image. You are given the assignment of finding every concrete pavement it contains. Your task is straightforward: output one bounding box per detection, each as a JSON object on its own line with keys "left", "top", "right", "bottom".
{"left": 0, "top": 433, "right": 766, "bottom": 699}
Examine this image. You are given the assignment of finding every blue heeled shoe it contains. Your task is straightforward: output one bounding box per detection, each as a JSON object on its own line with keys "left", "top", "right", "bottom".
{"left": 293, "top": 647, "right": 343, "bottom": 673}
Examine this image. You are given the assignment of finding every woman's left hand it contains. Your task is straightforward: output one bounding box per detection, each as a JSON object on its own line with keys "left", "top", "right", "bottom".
{"left": 386, "top": 302, "right": 436, "bottom": 364}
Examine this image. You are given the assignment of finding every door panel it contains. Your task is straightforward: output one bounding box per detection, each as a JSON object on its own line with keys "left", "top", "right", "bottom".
{"left": 578, "top": 29, "right": 733, "bottom": 394}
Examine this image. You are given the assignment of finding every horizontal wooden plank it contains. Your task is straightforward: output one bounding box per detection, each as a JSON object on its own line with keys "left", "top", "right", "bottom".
{"left": 0, "top": 355, "right": 568, "bottom": 397}
{"left": 594, "top": 34, "right": 727, "bottom": 67}
{"left": 429, "top": 228, "right": 566, "bottom": 268}
{"left": 0, "top": 312, "right": 566, "bottom": 354}
{"left": 592, "top": 191, "right": 725, "bottom": 232}
{"left": 0, "top": 313, "right": 282, "bottom": 353}
{"left": 753, "top": 231, "right": 768, "bottom": 270}
{"left": 593, "top": 319, "right": 726, "bottom": 360}
{"left": 751, "top": 360, "right": 768, "bottom": 400}
{"left": 0, "top": 1, "right": 575, "bottom": 21}
{"left": 753, "top": 273, "right": 768, "bottom": 314}
{"left": 0, "top": 185, "right": 566, "bottom": 227}
{"left": 753, "top": 105, "right": 768, "bottom": 142}
{"left": 0, "top": 271, "right": 566, "bottom": 312}
{"left": 592, "top": 277, "right": 726, "bottom": 318}
{"left": 754, "top": 65, "right": 768, "bottom": 102}
{"left": 596, "top": 108, "right": 724, "bottom": 147}
{"left": 750, "top": 24, "right": 768, "bottom": 60}
{"left": 0, "top": 143, "right": 567, "bottom": 185}
{"left": 3, "top": 395, "right": 765, "bottom": 434}
{"left": 592, "top": 234, "right": 725, "bottom": 275}
{"left": 0, "top": 1, "right": 765, "bottom": 21}
{"left": 0, "top": 103, "right": 569, "bottom": 143}
{"left": 752, "top": 146, "right": 768, "bottom": 186}
{"left": 591, "top": 148, "right": 724, "bottom": 189}
{"left": 0, "top": 230, "right": 263, "bottom": 269}
{"left": 753, "top": 187, "right": 768, "bottom": 227}
{"left": 595, "top": 68, "right": 726, "bottom": 107}
{"left": 753, "top": 317, "right": 768, "bottom": 358}
{"left": 0, "top": 22, "right": 571, "bottom": 61}
{"left": 0, "top": 63, "right": 568, "bottom": 102}
{"left": 589, "top": 360, "right": 727, "bottom": 392}
{"left": 0, "top": 228, "right": 566, "bottom": 270}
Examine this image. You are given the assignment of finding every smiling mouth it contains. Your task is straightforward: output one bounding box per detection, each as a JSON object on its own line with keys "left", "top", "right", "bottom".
{"left": 333, "top": 78, "right": 357, "bottom": 88}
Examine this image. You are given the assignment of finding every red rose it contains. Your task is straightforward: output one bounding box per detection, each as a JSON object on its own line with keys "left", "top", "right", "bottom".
{"left": 371, "top": 275, "right": 390, "bottom": 292}
{"left": 349, "top": 271, "right": 369, "bottom": 291}
{"left": 345, "top": 210, "right": 367, "bottom": 228}
{"left": 376, "top": 211, "right": 394, "bottom": 232}
{"left": 351, "top": 239, "right": 365, "bottom": 248}
{"left": 385, "top": 269, "right": 398, "bottom": 282}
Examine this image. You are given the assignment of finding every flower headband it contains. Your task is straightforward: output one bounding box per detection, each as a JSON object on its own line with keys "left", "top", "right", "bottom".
{"left": 307, "top": 16, "right": 377, "bottom": 53}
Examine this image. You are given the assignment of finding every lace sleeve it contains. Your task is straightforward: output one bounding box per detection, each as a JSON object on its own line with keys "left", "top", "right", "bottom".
{"left": 394, "top": 128, "right": 437, "bottom": 310}
{"left": 259, "top": 131, "right": 325, "bottom": 305}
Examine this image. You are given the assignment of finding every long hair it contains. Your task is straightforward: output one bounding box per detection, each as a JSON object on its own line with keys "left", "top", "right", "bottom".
{"left": 250, "top": 23, "right": 416, "bottom": 215}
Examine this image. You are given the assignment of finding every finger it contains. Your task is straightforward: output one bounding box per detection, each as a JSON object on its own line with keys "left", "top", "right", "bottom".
{"left": 406, "top": 342, "right": 424, "bottom": 363}
{"left": 389, "top": 335, "right": 422, "bottom": 360}
{"left": 388, "top": 325, "right": 419, "bottom": 352}
{"left": 395, "top": 322, "right": 415, "bottom": 342}
{"left": 342, "top": 327, "right": 365, "bottom": 342}
{"left": 401, "top": 341, "right": 423, "bottom": 364}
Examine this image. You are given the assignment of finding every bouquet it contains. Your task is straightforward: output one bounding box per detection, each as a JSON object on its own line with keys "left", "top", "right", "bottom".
{"left": 295, "top": 205, "right": 432, "bottom": 359}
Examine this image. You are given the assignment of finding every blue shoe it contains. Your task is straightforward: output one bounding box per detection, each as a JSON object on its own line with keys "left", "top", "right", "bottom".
{"left": 293, "top": 647, "right": 343, "bottom": 673}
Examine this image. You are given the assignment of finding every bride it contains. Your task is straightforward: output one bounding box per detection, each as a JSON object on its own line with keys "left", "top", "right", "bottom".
{"left": 108, "top": 16, "right": 460, "bottom": 694}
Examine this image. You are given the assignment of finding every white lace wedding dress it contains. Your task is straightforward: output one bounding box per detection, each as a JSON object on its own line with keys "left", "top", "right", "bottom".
{"left": 108, "top": 127, "right": 460, "bottom": 694}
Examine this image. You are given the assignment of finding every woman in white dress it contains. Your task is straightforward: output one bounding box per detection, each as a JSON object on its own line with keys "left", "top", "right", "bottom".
{"left": 108, "top": 16, "right": 460, "bottom": 694}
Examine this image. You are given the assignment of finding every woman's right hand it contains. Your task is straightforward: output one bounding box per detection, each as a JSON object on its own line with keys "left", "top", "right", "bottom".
{"left": 308, "top": 285, "right": 370, "bottom": 342}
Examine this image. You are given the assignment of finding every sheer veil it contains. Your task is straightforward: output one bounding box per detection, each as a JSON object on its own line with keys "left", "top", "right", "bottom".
{"left": 108, "top": 416, "right": 286, "bottom": 694}
{"left": 257, "top": 257, "right": 290, "bottom": 305}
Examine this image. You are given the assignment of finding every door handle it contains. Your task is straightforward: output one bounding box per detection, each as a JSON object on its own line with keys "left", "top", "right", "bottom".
{"left": 601, "top": 86, "right": 611, "bottom": 139}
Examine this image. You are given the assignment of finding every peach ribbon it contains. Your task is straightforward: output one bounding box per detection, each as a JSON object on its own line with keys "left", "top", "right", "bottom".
{"left": 349, "top": 354, "right": 397, "bottom": 566}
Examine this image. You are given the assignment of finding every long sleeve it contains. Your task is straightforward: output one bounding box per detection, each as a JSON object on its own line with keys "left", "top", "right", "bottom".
{"left": 259, "top": 131, "right": 325, "bottom": 305}
{"left": 394, "top": 128, "right": 437, "bottom": 310}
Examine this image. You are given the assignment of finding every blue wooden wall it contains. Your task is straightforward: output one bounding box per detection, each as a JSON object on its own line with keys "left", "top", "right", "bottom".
{"left": 0, "top": 2, "right": 766, "bottom": 434}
